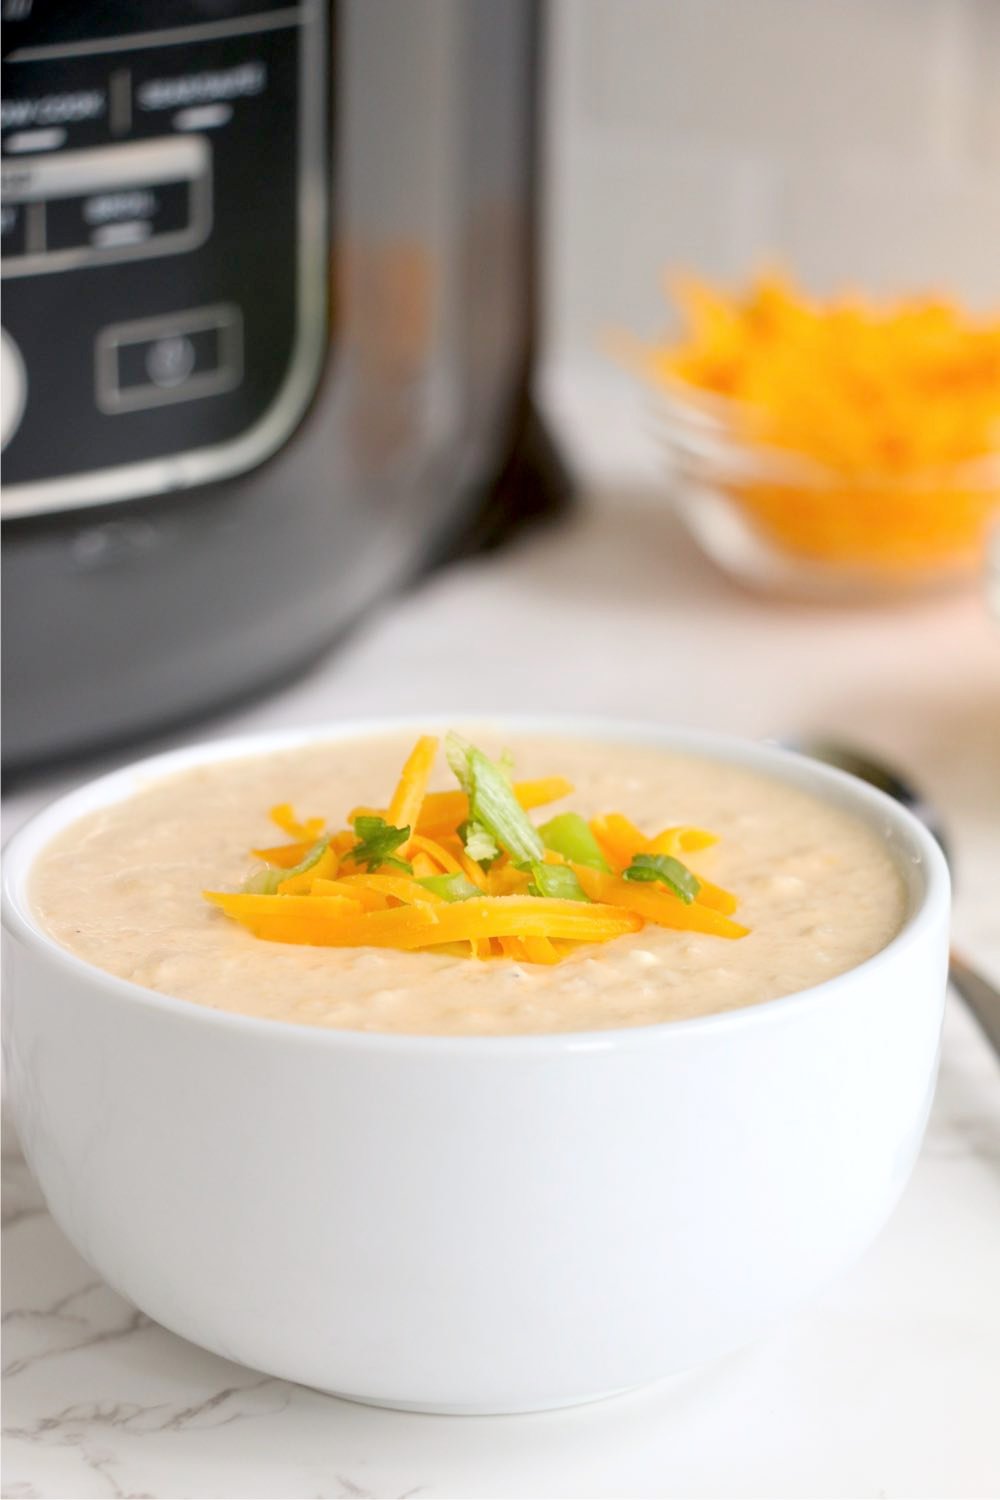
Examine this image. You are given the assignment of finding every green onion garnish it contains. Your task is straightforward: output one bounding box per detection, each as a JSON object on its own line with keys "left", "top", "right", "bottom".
{"left": 417, "top": 873, "right": 481, "bottom": 902}
{"left": 446, "top": 733, "right": 544, "bottom": 865}
{"left": 622, "top": 852, "right": 700, "bottom": 904}
{"left": 346, "top": 816, "right": 413, "bottom": 873}
{"left": 538, "top": 812, "right": 611, "bottom": 872}
{"left": 527, "top": 862, "right": 591, "bottom": 902}
{"left": 242, "top": 838, "right": 330, "bottom": 894}
{"left": 457, "top": 819, "right": 500, "bottom": 866}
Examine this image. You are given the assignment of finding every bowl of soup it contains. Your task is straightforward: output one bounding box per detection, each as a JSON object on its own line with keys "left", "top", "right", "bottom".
{"left": 1, "top": 718, "right": 949, "bottom": 1413}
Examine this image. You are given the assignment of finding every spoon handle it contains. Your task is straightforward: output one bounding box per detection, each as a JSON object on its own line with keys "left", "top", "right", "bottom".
{"left": 949, "top": 948, "right": 1000, "bottom": 1059}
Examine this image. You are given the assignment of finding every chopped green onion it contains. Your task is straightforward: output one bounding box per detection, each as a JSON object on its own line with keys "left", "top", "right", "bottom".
{"left": 445, "top": 732, "right": 544, "bottom": 865}
{"left": 527, "top": 862, "right": 591, "bottom": 902}
{"left": 445, "top": 735, "right": 475, "bottom": 793}
{"left": 622, "top": 852, "right": 701, "bottom": 904}
{"left": 242, "top": 838, "right": 329, "bottom": 894}
{"left": 417, "top": 873, "right": 481, "bottom": 902}
{"left": 346, "top": 816, "right": 412, "bottom": 873}
{"left": 462, "top": 821, "right": 499, "bottom": 865}
{"left": 539, "top": 812, "right": 611, "bottom": 872}
{"left": 456, "top": 817, "right": 499, "bottom": 868}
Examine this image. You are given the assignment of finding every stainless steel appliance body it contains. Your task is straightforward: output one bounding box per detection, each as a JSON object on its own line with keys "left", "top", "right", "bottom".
{"left": 2, "top": 1, "right": 558, "bottom": 768}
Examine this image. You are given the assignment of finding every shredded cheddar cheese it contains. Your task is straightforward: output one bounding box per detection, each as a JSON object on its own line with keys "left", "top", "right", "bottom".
{"left": 385, "top": 734, "right": 439, "bottom": 852}
{"left": 627, "top": 270, "right": 1000, "bottom": 572}
{"left": 204, "top": 734, "right": 748, "bottom": 963}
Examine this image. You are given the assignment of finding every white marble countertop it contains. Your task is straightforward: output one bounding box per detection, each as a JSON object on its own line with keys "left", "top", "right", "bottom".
{"left": 4, "top": 385, "right": 1000, "bottom": 1498}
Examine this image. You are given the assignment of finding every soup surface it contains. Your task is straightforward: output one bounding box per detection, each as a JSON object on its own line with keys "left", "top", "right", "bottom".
{"left": 30, "top": 731, "right": 907, "bottom": 1036}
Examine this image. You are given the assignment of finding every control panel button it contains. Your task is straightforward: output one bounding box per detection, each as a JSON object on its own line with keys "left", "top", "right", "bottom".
{"left": 45, "top": 179, "right": 192, "bottom": 254}
{"left": 143, "top": 334, "right": 197, "bottom": 388}
{"left": 95, "top": 305, "right": 242, "bottom": 413}
{"left": 1, "top": 328, "right": 27, "bottom": 449}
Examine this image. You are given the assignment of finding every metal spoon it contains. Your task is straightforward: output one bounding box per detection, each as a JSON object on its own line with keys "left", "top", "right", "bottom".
{"left": 784, "top": 737, "right": 1000, "bottom": 1058}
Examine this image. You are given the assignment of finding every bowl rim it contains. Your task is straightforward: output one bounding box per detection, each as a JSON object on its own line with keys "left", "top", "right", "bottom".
{"left": 648, "top": 382, "right": 1000, "bottom": 491}
{"left": 2, "top": 714, "right": 951, "bottom": 1056}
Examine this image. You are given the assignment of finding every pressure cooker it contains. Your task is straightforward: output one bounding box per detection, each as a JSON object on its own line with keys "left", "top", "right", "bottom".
{"left": 1, "top": 0, "right": 564, "bottom": 770}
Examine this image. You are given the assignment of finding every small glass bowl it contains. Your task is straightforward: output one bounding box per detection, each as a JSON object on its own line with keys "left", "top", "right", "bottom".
{"left": 650, "top": 387, "right": 1000, "bottom": 602}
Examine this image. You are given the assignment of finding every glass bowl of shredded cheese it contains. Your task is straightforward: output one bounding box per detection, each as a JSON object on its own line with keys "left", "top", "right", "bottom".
{"left": 629, "top": 272, "right": 1000, "bottom": 600}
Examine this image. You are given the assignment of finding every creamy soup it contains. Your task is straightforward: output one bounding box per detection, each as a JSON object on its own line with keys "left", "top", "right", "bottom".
{"left": 30, "top": 732, "right": 907, "bottom": 1036}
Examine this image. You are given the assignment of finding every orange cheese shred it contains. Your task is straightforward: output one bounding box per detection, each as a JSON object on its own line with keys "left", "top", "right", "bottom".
{"left": 454, "top": 849, "right": 489, "bottom": 891}
{"left": 486, "top": 864, "right": 532, "bottom": 897}
{"left": 589, "top": 813, "right": 650, "bottom": 870}
{"left": 276, "top": 846, "right": 340, "bottom": 895}
{"left": 407, "top": 835, "right": 463, "bottom": 874}
{"left": 385, "top": 735, "right": 440, "bottom": 851}
{"left": 520, "top": 936, "right": 562, "bottom": 965}
{"left": 573, "top": 866, "right": 748, "bottom": 939}
{"left": 688, "top": 875, "right": 739, "bottom": 916}
{"left": 310, "top": 878, "right": 390, "bottom": 911}
{"left": 268, "top": 803, "right": 325, "bottom": 843}
{"left": 251, "top": 840, "right": 313, "bottom": 868}
{"left": 646, "top": 826, "right": 719, "bottom": 856}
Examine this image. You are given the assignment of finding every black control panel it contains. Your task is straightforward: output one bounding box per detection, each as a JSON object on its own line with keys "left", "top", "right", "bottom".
{"left": 1, "top": 0, "right": 328, "bottom": 516}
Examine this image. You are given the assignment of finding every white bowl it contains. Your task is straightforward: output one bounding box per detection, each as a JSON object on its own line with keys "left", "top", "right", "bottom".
{"left": 2, "top": 718, "right": 950, "bottom": 1414}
